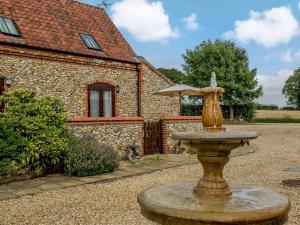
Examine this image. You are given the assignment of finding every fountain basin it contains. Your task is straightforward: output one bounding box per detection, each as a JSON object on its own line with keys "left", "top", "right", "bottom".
{"left": 137, "top": 130, "right": 290, "bottom": 224}
{"left": 138, "top": 181, "right": 290, "bottom": 225}
{"left": 171, "top": 131, "right": 258, "bottom": 144}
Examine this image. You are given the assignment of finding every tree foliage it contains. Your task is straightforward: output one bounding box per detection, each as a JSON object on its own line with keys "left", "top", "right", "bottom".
{"left": 98, "top": 0, "right": 112, "bottom": 8}
{"left": 282, "top": 68, "right": 300, "bottom": 109}
{"left": 182, "top": 40, "right": 262, "bottom": 119}
{"left": 158, "top": 68, "right": 186, "bottom": 84}
{"left": 0, "top": 89, "right": 69, "bottom": 176}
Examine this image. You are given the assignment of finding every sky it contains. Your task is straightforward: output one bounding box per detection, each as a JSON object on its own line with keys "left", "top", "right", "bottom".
{"left": 81, "top": 0, "right": 300, "bottom": 107}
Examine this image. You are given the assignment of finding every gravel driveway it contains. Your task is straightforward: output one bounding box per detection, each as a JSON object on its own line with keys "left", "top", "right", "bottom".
{"left": 0, "top": 124, "right": 299, "bottom": 225}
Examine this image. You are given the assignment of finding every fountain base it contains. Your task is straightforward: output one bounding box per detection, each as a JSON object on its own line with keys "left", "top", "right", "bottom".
{"left": 138, "top": 182, "right": 290, "bottom": 225}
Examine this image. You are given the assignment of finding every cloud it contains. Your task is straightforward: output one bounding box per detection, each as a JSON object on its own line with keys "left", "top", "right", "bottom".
{"left": 182, "top": 13, "right": 199, "bottom": 31}
{"left": 224, "top": 6, "right": 299, "bottom": 48}
{"left": 281, "top": 49, "right": 300, "bottom": 62}
{"left": 281, "top": 49, "right": 293, "bottom": 62}
{"left": 111, "top": 0, "right": 179, "bottom": 42}
{"left": 257, "top": 69, "right": 292, "bottom": 106}
{"left": 298, "top": 1, "right": 300, "bottom": 10}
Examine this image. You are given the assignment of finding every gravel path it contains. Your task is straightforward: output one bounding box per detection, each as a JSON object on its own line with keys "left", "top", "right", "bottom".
{"left": 0, "top": 124, "right": 299, "bottom": 225}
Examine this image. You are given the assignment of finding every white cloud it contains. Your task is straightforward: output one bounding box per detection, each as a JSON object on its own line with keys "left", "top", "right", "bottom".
{"left": 224, "top": 6, "right": 299, "bottom": 48}
{"left": 182, "top": 13, "right": 199, "bottom": 31}
{"left": 281, "top": 49, "right": 300, "bottom": 62}
{"left": 257, "top": 69, "right": 292, "bottom": 106}
{"left": 281, "top": 49, "right": 293, "bottom": 62}
{"left": 295, "top": 49, "right": 300, "bottom": 58}
{"left": 111, "top": 0, "right": 179, "bottom": 42}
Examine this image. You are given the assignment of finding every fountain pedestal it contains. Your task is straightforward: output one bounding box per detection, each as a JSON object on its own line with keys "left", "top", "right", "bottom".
{"left": 194, "top": 143, "right": 231, "bottom": 197}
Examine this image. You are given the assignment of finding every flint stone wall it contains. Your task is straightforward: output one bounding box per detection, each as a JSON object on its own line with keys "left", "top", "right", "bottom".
{"left": 141, "top": 62, "right": 179, "bottom": 122}
{"left": 0, "top": 53, "right": 138, "bottom": 117}
{"left": 162, "top": 116, "right": 202, "bottom": 154}
{"left": 68, "top": 118, "right": 144, "bottom": 157}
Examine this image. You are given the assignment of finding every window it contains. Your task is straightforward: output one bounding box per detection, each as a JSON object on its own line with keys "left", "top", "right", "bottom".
{"left": 88, "top": 83, "right": 115, "bottom": 117}
{"left": 0, "top": 78, "right": 4, "bottom": 112}
{"left": 80, "top": 34, "right": 101, "bottom": 50}
{"left": 0, "top": 17, "right": 20, "bottom": 36}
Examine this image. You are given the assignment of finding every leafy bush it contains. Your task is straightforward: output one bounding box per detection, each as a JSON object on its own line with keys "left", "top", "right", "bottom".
{"left": 64, "top": 135, "right": 119, "bottom": 176}
{"left": 0, "top": 121, "right": 27, "bottom": 176}
{"left": 0, "top": 89, "right": 69, "bottom": 176}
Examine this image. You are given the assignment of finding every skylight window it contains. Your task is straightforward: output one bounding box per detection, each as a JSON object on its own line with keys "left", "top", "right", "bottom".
{"left": 0, "top": 17, "right": 20, "bottom": 36}
{"left": 80, "top": 34, "right": 101, "bottom": 50}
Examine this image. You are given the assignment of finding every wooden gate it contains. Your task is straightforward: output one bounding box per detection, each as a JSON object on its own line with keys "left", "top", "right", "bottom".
{"left": 144, "top": 121, "right": 163, "bottom": 155}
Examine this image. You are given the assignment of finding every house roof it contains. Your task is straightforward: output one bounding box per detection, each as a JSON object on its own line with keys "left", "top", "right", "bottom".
{"left": 0, "top": 0, "right": 137, "bottom": 63}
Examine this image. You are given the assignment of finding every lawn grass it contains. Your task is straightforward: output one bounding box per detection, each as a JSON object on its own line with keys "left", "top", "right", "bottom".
{"left": 252, "top": 117, "right": 300, "bottom": 123}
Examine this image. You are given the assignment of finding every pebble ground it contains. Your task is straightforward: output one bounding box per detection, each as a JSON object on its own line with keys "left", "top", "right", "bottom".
{"left": 0, "top": 124, "right": 299, "bottom": 225}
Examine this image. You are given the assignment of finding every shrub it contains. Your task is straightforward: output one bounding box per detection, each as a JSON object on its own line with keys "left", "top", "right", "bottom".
{"left": 0, "top": 121, "right": 27, "bottom": 176}
{"left": 64, "top": 135, "right": 119, "bottom": 176}
{"left": 0, "top": 89, "right": 69, "bottom": 176}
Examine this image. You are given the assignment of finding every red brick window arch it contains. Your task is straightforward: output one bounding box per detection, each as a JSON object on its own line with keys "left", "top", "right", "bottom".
{"left": 88, "top": 82, "right": 115, "bottom": 117}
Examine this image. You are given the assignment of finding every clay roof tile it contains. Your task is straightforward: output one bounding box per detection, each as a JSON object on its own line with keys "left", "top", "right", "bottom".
{"left": 0, "top": 0, "right": 137, "bottom": 62}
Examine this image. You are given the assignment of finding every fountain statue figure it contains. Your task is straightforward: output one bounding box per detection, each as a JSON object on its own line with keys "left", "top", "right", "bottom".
{"left": 138, "top": 72, "right": 290, "bottom": 225}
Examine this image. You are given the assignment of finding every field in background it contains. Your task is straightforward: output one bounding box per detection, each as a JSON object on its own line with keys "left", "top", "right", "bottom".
{"left": 255, "top": 110, "right": 300, "bottom": 118}
{"left": 253, "top": 110, "right": 300, "bottom": 123}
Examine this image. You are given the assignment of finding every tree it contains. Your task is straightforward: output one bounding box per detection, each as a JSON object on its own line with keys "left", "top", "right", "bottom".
{"left": 282, "top": 68, "right": 300, "bottom": 109}
{"left": 183, "top": 39, "right": 263, "bottom": 120}
{"left": 158, "top": 68, "right": 186, "bottom": 84}
{"left": 97, "top": 0, "right": 112, "bottom": 8}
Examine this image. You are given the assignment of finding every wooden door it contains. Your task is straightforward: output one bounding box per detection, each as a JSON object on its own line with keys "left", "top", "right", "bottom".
{"left": 144, "top": 121, "right": 163, "bottom": 155}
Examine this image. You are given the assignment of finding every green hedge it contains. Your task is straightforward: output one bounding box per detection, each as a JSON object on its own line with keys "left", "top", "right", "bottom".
{"left": 182, "top": 103, "right": 255, "bottom": 121}
{"left": 252, "top": 117, "right": 300, "bottom": 123}
{"left": 255, "top": 104, "right": 279, "bottom": 110}
{"left": 0, "top": 89, "right": 69, "bottom": 176}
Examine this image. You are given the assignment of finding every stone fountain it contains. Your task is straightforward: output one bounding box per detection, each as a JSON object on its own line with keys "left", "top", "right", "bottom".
{"left": 138, "top": 72, "right": 290, "bottom": 225}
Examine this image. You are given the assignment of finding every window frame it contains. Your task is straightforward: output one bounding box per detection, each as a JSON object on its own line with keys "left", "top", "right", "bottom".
{"left": 80, "top": 33, "right": 101, "bottom": 51}
{"left": 88, "top": 83, "right": 115, "bottom": 117}
{"left": 0, "top": 16, "right": 20, "bottom": 37}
